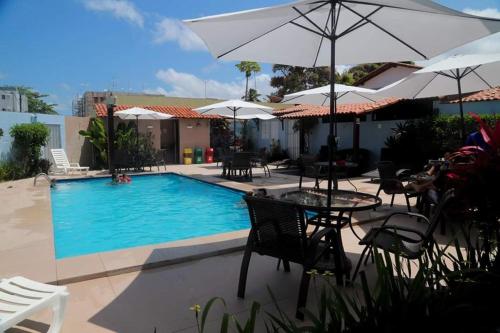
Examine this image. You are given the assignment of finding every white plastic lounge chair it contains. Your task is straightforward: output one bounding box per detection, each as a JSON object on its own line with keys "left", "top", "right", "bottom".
{"left": 0, "top": 276, "right": 69, "bottom": 333}
{"left": 51, "top": 149, "right": 89, "bottom": 175}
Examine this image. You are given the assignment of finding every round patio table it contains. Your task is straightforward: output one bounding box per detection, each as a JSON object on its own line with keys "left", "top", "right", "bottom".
{"left": 280, "top": 188, "right": 381, "bottom": 284}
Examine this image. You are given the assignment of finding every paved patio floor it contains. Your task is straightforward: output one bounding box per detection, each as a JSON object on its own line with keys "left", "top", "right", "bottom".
{"left": 0, "top": 163, "right": 451, "bottom": 332}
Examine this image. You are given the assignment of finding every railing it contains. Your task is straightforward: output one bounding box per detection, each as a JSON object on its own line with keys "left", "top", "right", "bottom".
{"left": 34, "top": 173, "right": 52, "bottom": 186}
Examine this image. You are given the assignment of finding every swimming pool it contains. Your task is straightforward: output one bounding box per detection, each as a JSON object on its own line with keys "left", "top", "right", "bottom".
{"left": 51, "top": 173, "right": 249, "bottom": 259}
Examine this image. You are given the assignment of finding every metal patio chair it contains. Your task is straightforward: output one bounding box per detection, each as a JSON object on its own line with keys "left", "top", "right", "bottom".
{"left": 238, "top": 195, "right": 342, "bottom": 319}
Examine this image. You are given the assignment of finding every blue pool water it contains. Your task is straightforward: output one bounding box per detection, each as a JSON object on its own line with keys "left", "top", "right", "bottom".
{"left": 51, "top": 173, "right": 249, "bottom": 259}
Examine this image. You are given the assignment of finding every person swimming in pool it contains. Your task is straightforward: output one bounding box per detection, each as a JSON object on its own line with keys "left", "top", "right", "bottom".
{"left": 118, "top": 174, "right": 131, "bottom": 184}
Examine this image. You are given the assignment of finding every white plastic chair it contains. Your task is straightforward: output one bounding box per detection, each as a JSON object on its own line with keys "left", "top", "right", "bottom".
{"left": 0, "top": 276, "right": 69, "bottom": 333}
{"left": 50, "top": 149, "right": 89, "bottom": 175}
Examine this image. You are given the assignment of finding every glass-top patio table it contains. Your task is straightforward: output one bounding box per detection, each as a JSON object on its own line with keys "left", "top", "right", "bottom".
{"left": 280, "top": 188, "right": 381, "bottom": 283}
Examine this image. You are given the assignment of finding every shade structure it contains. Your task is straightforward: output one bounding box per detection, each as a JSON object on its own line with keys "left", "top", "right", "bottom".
{"left": 114, "top": 107, "right": 173, "bottom": 157}
{"left": 375, "top": 53, "right": 500, "bottom": 140}
{"left": 235, "top": 114, "right": 276, "bottom": 120}
{"left": 282, "top": 83, "right": 378, "bottom": 105}
{"left": 185, "top": 2, "right": 500, "bottom": 270}
{"left": 195, "top": 100, "right": 274, "bottom": 145}
{"left": 114, "top": 107, "right": 173, "bottom": 120}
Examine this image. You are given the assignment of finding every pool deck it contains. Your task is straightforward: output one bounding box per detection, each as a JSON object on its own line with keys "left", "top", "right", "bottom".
{"left": 0, "top": 163, "right": 426, "bottom": 332}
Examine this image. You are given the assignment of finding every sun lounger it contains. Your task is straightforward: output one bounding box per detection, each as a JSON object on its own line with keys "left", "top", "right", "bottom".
{"left": 268, "top": 158, "right": 292, "bottom": 169}
{"left": 51, "top": 149, "right": 89, "bottom": 175}
{"left": 0, "top": 276, "right": 69, "bottom": 333}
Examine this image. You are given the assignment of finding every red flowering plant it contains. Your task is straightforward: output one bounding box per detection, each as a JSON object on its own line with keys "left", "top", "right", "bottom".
{"left": 443, "top": 113, "right": 500, "bottom": 266}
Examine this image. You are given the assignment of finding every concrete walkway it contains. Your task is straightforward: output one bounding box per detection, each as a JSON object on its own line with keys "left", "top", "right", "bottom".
{"left": 0, "top": 163, "right": 425, "bottom": 332}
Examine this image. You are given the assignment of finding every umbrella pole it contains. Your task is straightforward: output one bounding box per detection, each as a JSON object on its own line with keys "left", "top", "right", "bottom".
{"left": 233, "top": 109, "right": 237, "bottom": 149}
{"left": 456, "top": 73, "right": 466, "bottom": 143}
{"left": 136, "top": 116, "right": 140, "bottom": 169}
{"left": 327, "top": 1, "right": 342, "bottom": 287}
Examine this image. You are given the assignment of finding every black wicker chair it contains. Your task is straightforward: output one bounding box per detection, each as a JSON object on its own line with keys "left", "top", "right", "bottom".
{"left": 114, "top": 149, "right": 133, "bottom": 172}
{"left": 228, "top": 152, "right": 253, "bottom": 180}
{"left": 251, "top": 149, "right": 271, "bottom": 177}
{"left": 238, "top": 195, "right": 341, "bottom": 319}
{"left": 351, "top": 189, "right": 455, "bottom": 281}
{"left": 376, "top": 161, "right": 419, "bottom": 211}
{"left": 298, "top": 154, "right": 324, "bottom": 189}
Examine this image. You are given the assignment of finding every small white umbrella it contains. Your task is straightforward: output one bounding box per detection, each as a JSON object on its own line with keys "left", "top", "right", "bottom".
{"left": 375, "top": 53, "right": 500, "bottom": 140}
{"left": 235, "top": 114, "right": 276, "bottom": 120}
{"left": 194, "top": 100, "right": 273, "bottom": 145}
{"left": 114, "top": 107, "right": 173, "bottom": 150}
{"left": 282, "top": 83, "right": 379, "bottom": 106}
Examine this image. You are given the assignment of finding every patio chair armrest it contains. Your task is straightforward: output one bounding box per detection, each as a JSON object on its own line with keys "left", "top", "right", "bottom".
{"left": 380, "top": 212, "right": 430, "bottom": 227}
{"left": 396, "top": 168, "right": 412, "bottom": 180}
{"left": 69, "top": 163, "right": 81, "bottom": 167}
{"left": 307, "top": 227, "right": 337, "bottom": 257}
{"left": 375, "top": 225, "right": 426, "bottom": 243}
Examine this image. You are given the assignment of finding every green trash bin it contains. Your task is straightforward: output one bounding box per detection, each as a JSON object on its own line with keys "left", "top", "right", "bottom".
{"left": 194, "top": 147, "right": 204, "bottom": 164}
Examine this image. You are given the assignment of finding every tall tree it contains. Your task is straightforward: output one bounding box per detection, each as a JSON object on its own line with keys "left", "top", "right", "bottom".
{"left": 2, "top": 86, "right": 58, "bottom": 114}
{"left": 236, "top": 61, "right": 261, "bottom": 101}
{"left": 246, "top": 88, "right": 261, "bottom": 102}
{"left": 270, "top": 65, "right": 331, "bottom": 97}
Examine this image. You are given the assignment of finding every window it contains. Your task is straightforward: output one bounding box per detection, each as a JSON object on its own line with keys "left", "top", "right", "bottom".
{"left": 1, "top": 95, "right": 5, "bottom": 100}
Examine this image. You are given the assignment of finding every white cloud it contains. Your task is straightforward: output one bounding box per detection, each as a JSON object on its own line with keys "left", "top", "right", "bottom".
{"left": 463, "top": 8, "right": 500, "bottom": 19}
{"left": 83, "top": 0, "right": 144, "bottom": 27}
{"left": 152, "top": 18, "right": 206, "bottom": 51}
{"left": 145, "top": 68, "right": 274, "bottom": 100}
{"left": 419, "top": 7, "right": 500, "bottom": 66}
{"left": 59, "top": 83, "right": 71, "bottom": 91}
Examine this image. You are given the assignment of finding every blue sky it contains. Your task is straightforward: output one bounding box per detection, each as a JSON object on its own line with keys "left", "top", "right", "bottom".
{"left": 0, "top": 0, "right": 499, "bottom": 115}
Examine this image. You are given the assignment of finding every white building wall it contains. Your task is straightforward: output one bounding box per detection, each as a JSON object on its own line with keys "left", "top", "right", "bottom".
{"left": 0, "top": 112, "right": 66, "bottom": 160}
{"left": 359, "top": 66, "right": 418, "bottom": 89}
{"left": 0, "top": 90, "right": 28, "bottom": 113}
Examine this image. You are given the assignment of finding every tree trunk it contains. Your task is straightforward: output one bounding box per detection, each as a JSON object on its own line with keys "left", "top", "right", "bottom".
{"left": 244, "top": 75, "right": 249, "bottom": 101}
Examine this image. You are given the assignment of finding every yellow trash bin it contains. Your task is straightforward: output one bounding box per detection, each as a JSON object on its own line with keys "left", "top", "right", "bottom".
{"left": 183, "top": 148, "right": 193, "bottom": 165}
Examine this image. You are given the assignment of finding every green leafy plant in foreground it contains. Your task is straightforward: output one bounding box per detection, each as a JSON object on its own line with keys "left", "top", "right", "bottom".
{"left": 190, "top": 238, "right": 500, "bottom": 333}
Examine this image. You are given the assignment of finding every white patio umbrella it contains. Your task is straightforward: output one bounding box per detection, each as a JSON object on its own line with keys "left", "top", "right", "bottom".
{"left": 114, "top": 107, "right": 173, "bottom": 150}
{"left": 194, "top": 100, "right": 274, "bottom": 145}
{"left": 282, "top": 83, "right": 378, "bottom": 105}
{"left": 184, "top": 0, "right": 500, "bottom": 216}
{"left": 374, "top": 53, "right": 500, "bottom": 141}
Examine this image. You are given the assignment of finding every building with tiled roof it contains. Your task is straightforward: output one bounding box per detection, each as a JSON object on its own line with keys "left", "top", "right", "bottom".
{"left": 435, "top": 86, "right": 500, "bottom": 117}
{"left": 274, "top": 98, "right": 401, "bottom": 119}
{"left": 449, "top": 87, "right": 500, "bottom": 103}
{"left": 94, "top": 104, "right": 218, "bottom": 119}
{"left": 354, "top": 62, "right": 421, "bottom": 89}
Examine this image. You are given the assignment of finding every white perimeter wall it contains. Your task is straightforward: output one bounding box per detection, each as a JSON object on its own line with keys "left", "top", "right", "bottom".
{"left": 435, "top": 100, "right": 500, "bottom": 116}
{"left": 253, "top": 117, "right": 400, "bottom": 166}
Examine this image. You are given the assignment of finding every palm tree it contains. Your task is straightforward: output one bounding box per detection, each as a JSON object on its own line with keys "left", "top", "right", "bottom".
{"left": 236, "top": 61, "right": 261, "bottom": 101}
{"left": 246, "top": 88, "right": 261, "bottom": 102}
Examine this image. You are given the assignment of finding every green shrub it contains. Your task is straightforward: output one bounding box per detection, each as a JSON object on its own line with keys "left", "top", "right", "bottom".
{"left": 385, "top": 114, "right": 500, "bottom": 170}
{"left": 0, "top": 160, "right": 24, "bottom": 181}
{"left": 9, "top": 123, "right": 50, "bottom": 177}
{"left": 79, "top": 118, "right": 108, "bottom": 168}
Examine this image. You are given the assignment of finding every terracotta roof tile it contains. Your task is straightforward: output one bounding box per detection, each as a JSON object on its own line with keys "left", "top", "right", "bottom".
{"left": 449, "top": 87, "right": 500, "bottom": 103}
{"left": 94, "top": 104, "right": 219, "bottom": 119}
{"left": 275, "top": 98, "right": 401, "bottom": 119}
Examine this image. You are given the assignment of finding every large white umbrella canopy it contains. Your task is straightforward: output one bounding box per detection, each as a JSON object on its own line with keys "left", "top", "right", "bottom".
{"left": 114, "top": 107, "right": 173, "bottom": 120}
{"left": 375, "top": 53, "right": 500, "bottom": 140}
{"left": 282, "top": 83, "right": 379, "bottom": 105}
{"left": 185, "top": 0, "right": 500, "bottom": 229}
{"left": 184, "top": 1, "right": 500, "bottom": 67}
{"left": 195, "top": 100, "right": 274, "bottom": 145}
